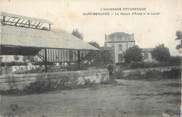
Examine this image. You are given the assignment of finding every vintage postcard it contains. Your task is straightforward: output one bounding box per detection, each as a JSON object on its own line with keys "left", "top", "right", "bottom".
{"left": 0, "top": 0, "right": 181, "bottom": 117}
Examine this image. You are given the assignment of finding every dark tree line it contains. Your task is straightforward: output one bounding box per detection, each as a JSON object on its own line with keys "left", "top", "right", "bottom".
{"left": 151, "top": 44, "right": 170, "bottom": 62}
{"left": 124, "top": 45, "right": 143, "bottom": 63}
{"left": 123, "top": 44, "right": 171, "bottom": 63}
{"left": 176, "top": 30, "right": 182, "bottom": 50}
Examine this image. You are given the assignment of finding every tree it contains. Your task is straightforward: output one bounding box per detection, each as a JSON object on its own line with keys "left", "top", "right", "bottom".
{"left": 83, "top": 48, "right": 113, "bottom": 66}
{"left": 175, "top": 30, "right": 182, "bottom": 50}
{"left": 99, "top": 49, "right": 113, "bottom": 65}
{"left": 23, "top": 56, "right": 34, "bottom": 62}
{"left": 88, "top": 41, "right": 100, "bottom": 49}
{"left": 14, "top": 55, "right": 19, "bottom": 61}
{"left": 151, "top": 44, "right": 170, "bottom": 62}
{"left": 0, "top": 57, "right": 2, "bottom": 63}
{"left": 124, "top": 45, "right": 142, "bottom": 63}
{"left": 72, "top": 29, "right": 83, "bottom": 40}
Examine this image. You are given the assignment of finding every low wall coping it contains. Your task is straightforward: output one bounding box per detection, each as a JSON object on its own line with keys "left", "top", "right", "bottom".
{"left": 0, "top": 68, "right": 109, "bottom": 79}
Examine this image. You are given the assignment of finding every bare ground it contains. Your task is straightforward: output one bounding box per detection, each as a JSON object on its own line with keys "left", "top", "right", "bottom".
{"left": 0, "top": 78, "right": 181, "bottom": 117}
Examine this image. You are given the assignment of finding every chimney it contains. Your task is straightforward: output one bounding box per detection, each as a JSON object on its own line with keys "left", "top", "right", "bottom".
{"left": 105, "top": 33, "right": 107, "bottom": 40}
{"left": 131, "top": 33, "right": 134, "bottom": 39}
{"left": 104, "top": 33, "right": 107, "bottom": 47}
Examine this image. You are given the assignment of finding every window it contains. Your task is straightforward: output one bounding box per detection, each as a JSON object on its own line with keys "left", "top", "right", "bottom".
{"left": 143, "top": 52, "right": 148, "bottom": 59}
{"left": 118, "top": 54, "right": 124, "bottom": 62}
{"left": 118, "top": 44, "right": 122, "bottom": 51}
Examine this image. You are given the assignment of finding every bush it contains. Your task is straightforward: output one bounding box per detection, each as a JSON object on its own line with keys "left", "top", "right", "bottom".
{"left": 23, "top": 75, "right": 71, "bottom": 94}
{"left": 124, "top": 45, "right": 142, "bottom": 63}
{"left": 107, "top": 64, "right": 114, "bottom": 75}
{"left": 129, "top": 62, "right": 159, "bottom": 69}
{"left": 168, "top": 56, "right": 181, "bottom": 65}
{"left": 24, "top": 79, "right": 51, "bottom": 94}
{"left": 128, "top": 61, "right": 180, "bottom": 69}
{"left": 114, "top": 69, "right": 181, "bottom": 80}
{"left": 163, "top": 69, "right": 181, "bottom": 79}
{"left": 113, "top": 71, "right": 124, "bottom": 79}
{"left": 144, "top": 71, "right": 162, "bottom": 79}
{"left": 151, "top": 44, "right": 170, "bottom": 62}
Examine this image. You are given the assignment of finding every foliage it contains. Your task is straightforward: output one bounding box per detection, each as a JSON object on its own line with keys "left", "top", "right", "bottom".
{"left": 107, "top": 64, "right": 114, "bottom": 75}
{"left": 176, "top": 30, "right": 182, "bottom": 50}
{"left": 176, "top": 30, "right": 182, "bottom": 40}
{"left": 0, "top": 57, "right": 2, "bottom": 62}
{"left": 7, "top": 76, "right": 18, "bottom": 90}
{"left": 72, "top": 29, "right": 83, "bottom": 40}
{"left": 115, "top": 69, "right": 181, "bottom": 80}
{"left": 23, "top": 75, "right": 72, "bottom": 94}
{"left": 129, "top": 62, "right": 158, "bottom": 69}
{"left": 88, "top": 41, "right": 100, "bottom": 49}
{"left": 82, "top": 41, "right": 113, "bottom": 66}
{"left": 13, "top": 55, "right": 19, "bottom": 61}
{"left": 83, "top": 49, "right": 113, "bottom": 66}
{"left": 168, "top": 56, "right": 181, "bottom": 65}
{"left": 126, "top": 56, "right": 180, "bottom": 69}
{"left": 151, "top": 44, "right": 170, "bottom": 62}
{"left": 99, "top": 49, "right": 113, "bottom": 65}
{"left": 129, "top": 62, "right": 171, "bottom": 69}
{"left": 0, "top": 62, "right": 26, "bottom": 67}
{"left": 3, "top": 104, "right": 26, "bottom": 117}
{"left": 23, "top": 56, "right": 34, "bottom": 62}
{"left": 163, "top": 69, "right": 181, "bottom": 79}
{"left": 124, "top": 45, "right": 142, "bottom": 63}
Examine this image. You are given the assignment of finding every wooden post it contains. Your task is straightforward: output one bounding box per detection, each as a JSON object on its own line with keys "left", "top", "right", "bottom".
{"left": 49, "top": 24, "right": 51, "bottom": 31}
{"left": 44, "top": 48, "right": 48, "bottom": 72}
{"left": 77, "top": 50, "right": 80, "bottom": 69}
{"left": 2, "top": 16, "right": 5, "bottom": 25}
{"left": 28, "top": 20, "right": 30, "bottom": 27}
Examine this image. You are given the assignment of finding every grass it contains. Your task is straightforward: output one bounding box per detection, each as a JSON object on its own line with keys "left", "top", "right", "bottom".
{"left": 0, "top": 78, "right": 180, "bottom": 117}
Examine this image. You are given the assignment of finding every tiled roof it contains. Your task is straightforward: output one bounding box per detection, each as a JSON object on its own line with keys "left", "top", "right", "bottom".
{"left": 107, "top": 32, "right": 135, "bottom": 42}
{"left": 0, "top": 25, "right": 98, "bottom": 50}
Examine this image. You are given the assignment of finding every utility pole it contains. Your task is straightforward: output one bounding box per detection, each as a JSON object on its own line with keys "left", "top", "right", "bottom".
{"left": 44, "top": 49, "right": 48, "bottom": 72}
{"left": 77, "top": 50, "right": 81, "bottom": 69}
{"left": 0, "top": 22, "right": 3, "bottom": 116}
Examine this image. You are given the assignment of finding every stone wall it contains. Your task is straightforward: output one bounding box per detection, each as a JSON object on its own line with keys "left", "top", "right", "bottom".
{"left": 0, "top": 69, "right": 109, "bottom": 91}
{"left": 122, "top": 66, "right": 180, "bottom": 77}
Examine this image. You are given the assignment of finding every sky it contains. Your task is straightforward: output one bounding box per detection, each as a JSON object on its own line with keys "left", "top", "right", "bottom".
{"left": 0, "top": 0, "right": 182, "bottom": 55}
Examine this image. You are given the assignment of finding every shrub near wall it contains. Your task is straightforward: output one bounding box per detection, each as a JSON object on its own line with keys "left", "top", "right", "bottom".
{"left": 115, "top": 69, "right": 181, "bottom": 80}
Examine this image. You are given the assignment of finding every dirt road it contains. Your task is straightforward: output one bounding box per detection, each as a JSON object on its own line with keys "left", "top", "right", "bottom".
{"left": 0, "top": 78, "right": 180, "bottom": 117}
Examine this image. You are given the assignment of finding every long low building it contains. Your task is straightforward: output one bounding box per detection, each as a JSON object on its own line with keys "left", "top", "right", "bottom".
{"left": 0, "top": 12, "right": 98, "bottom": 71}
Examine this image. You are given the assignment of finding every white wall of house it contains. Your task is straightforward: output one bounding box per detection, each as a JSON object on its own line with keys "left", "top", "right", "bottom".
{"left": 105, "top": 32, "right": 135, "bottom": 63}
{"left": 141, "top": 49, "right": 157, "bottom": 63}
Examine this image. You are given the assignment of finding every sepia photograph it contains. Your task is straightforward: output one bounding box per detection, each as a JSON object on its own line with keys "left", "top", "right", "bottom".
{"left": 0, "top": 0, "right": 182, "bottom": 117}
